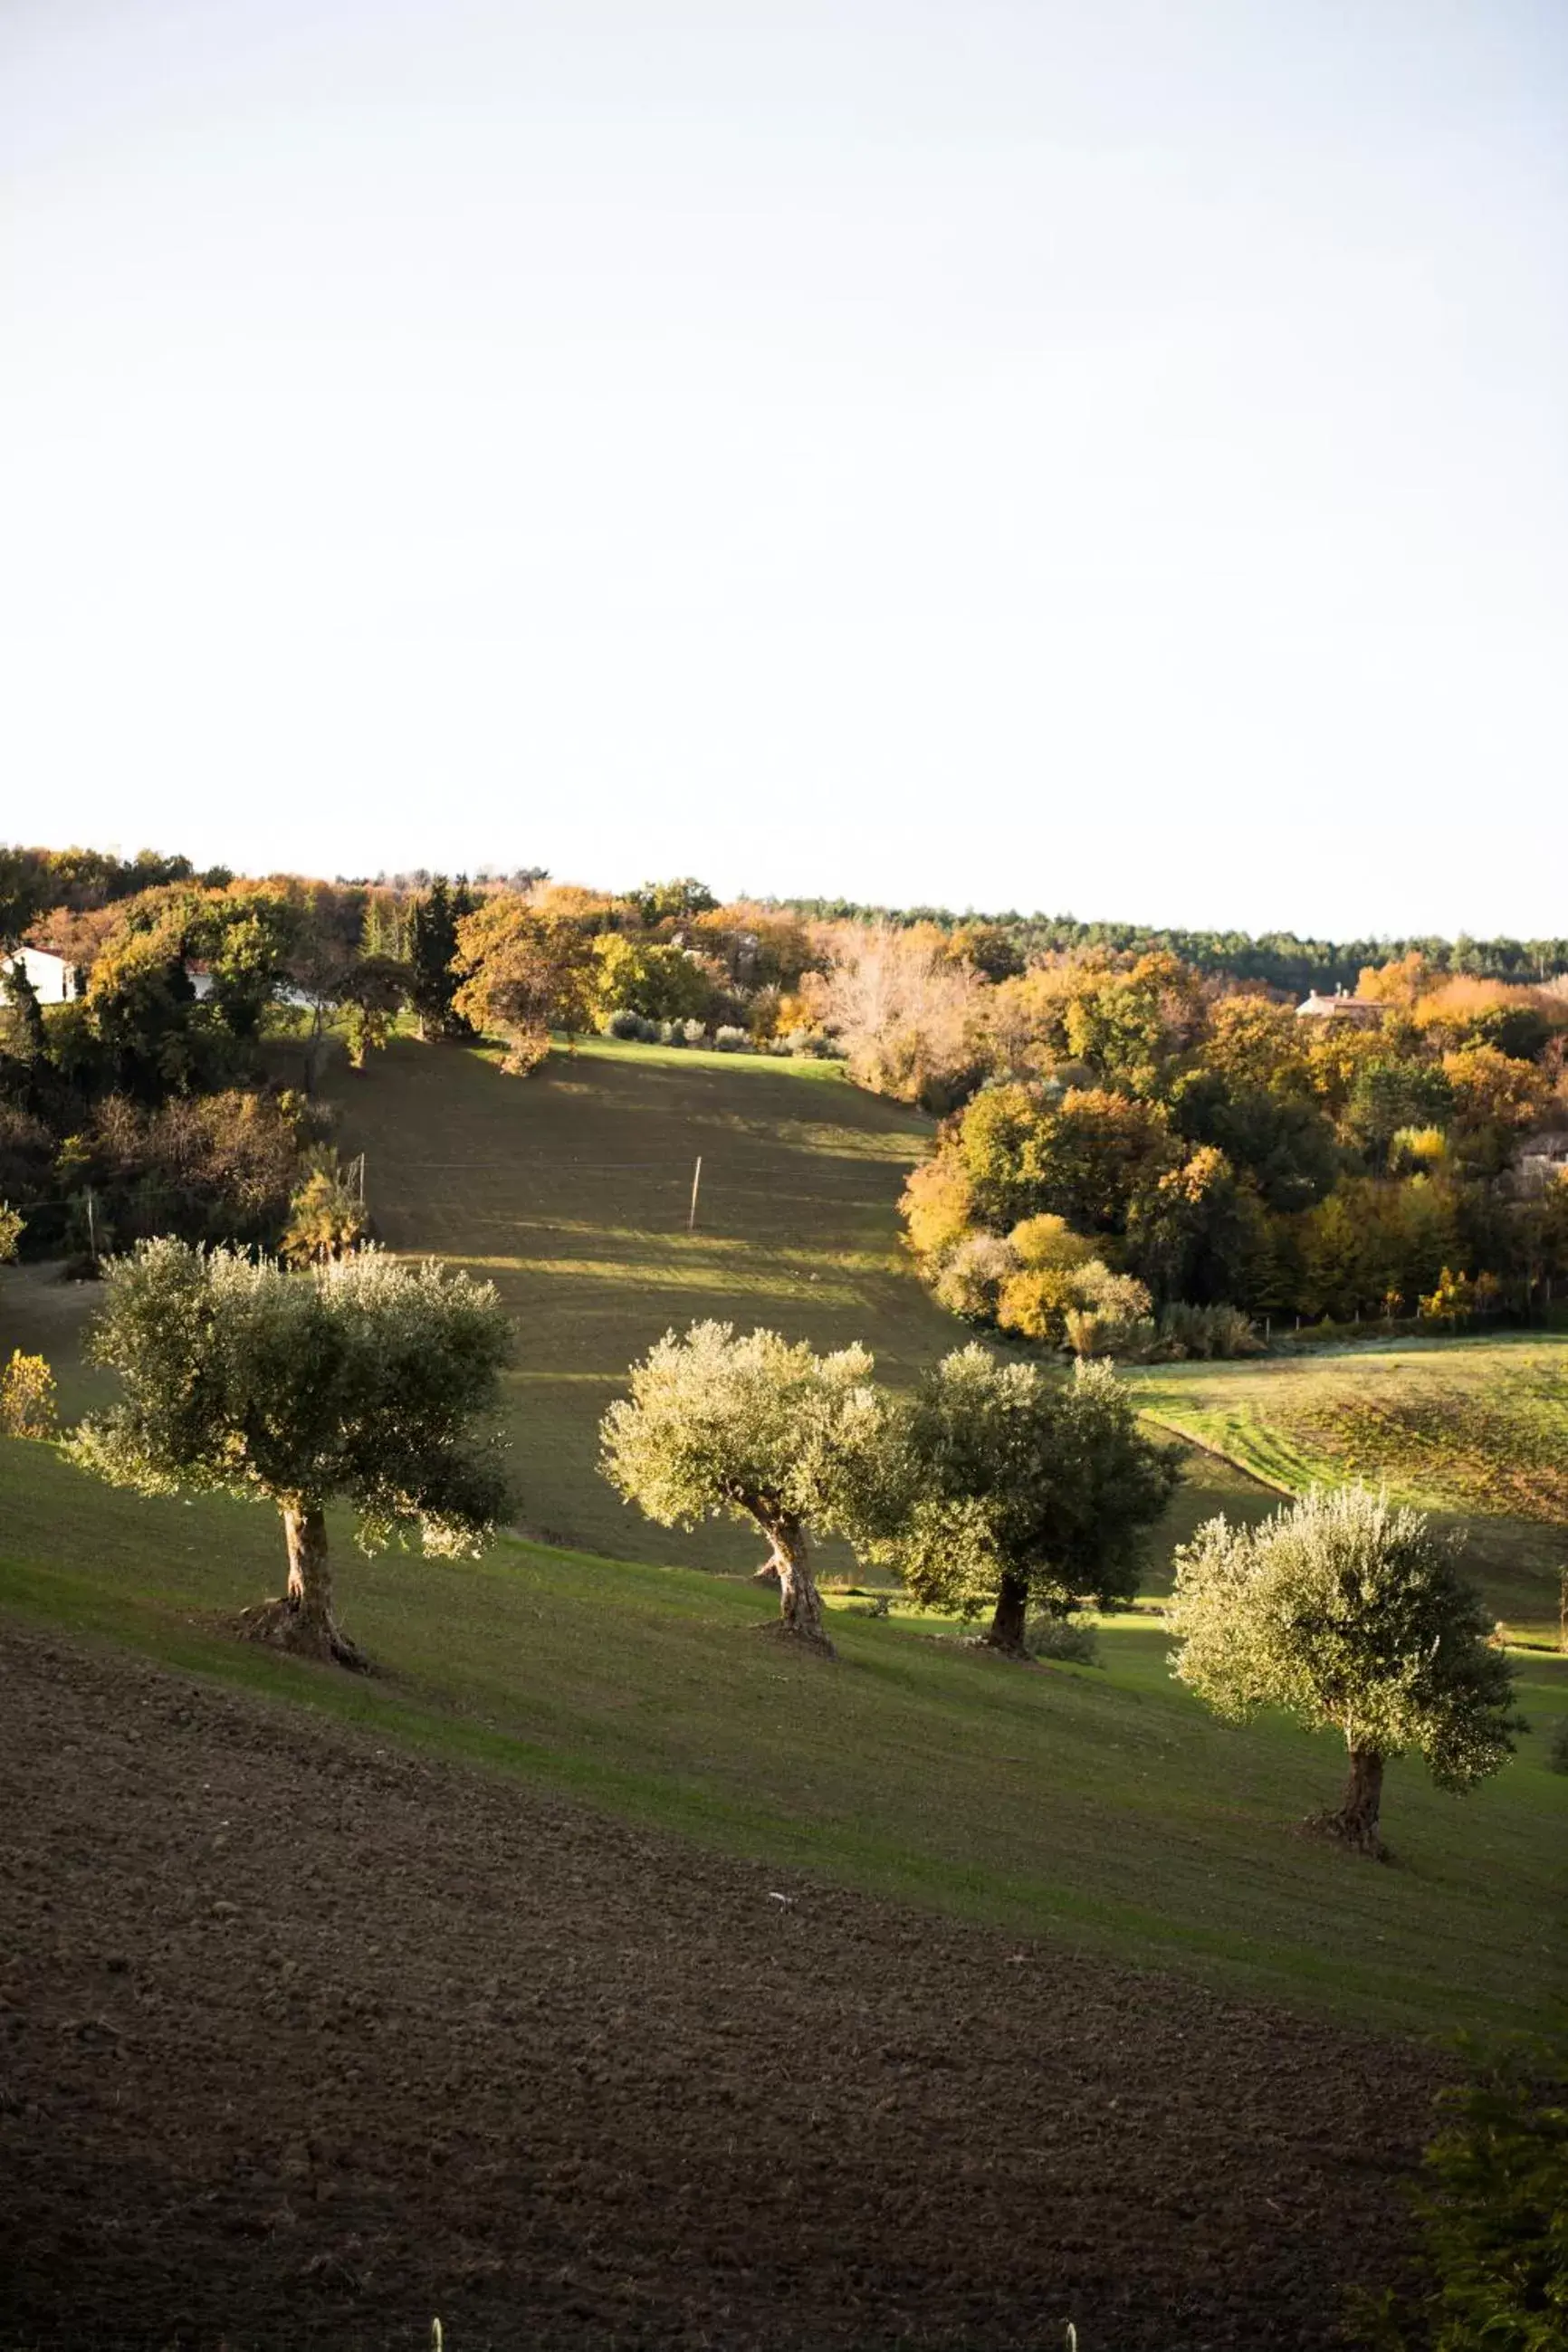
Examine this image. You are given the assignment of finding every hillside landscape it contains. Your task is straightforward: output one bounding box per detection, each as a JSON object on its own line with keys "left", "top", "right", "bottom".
{"left": 4, "top": 862, "right": 1566, "bottom": 2349}
{"left": 3, "top": 1032, "right": 1563, "bottom": 2030}
{"left": 7, "top": 5, "right": 1568, "bottom": 2340}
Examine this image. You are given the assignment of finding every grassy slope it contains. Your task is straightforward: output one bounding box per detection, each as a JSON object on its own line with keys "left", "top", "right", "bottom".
{"left": 1126, "top": 1342, "right": 1568, "bottom": 1642}
{"left": 0, "top": 1435, "right": 1563, "bottom": 2040}
{"left": 2, "top": 1034, "right": 1563, "bottom": 2038}
{"left": 11, "top": 1034, "right": 1559, "bottom": 1621}
{"left": 330, "top": 1034, "right": 961, "bottom": 1571}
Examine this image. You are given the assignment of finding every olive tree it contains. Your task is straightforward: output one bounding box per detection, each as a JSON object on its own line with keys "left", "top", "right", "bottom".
{"left": 1169, "top": 1486, "right": 1520, "bottom": 1855}
{"left": 69, "top": 1239, "right": 515, "bottom": 1668}
{"left": 872, "top": 1346, "right": 1179, "bottom": 1652}
{"left": 598, "top": 1320, "right": 894, "bottom": 1651}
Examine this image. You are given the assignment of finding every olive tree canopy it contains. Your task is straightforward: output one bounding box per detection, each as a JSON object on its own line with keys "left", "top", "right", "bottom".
{"left": 598, "top": 1319, "right": 894, "bottom": 1650}
{"left": 872, "top": 1346, "right": 1179, "bottom": 1652}
{"left": 69, "top": 1239, "right": 515, "bottom": 1668}
{"left": 1169, "top": 1485, "right": 1520, "bottom": 1855}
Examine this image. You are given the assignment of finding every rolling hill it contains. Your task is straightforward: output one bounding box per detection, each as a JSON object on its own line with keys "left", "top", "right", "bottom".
{"left": 1, "top": 1031, "right": 1563, "bottom": 2041}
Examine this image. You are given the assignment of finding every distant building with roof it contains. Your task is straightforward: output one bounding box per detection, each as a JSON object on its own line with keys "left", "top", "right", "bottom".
{"left": 1508, "top": 1130, "right": 1568, "bottom": 1199}
{"left": 1295, "top": 988, "right": 1382, "bottom": 1028}
{"left": 1, "top": 946, "right": 79, "bottom": 1004}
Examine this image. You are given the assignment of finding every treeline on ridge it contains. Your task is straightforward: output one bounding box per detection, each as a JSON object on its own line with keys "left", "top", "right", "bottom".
{"left": 4, "top": 845, "right": 1566, "bottom": 1353}
{"left": 775, "top": 897, "right": 1568, "bottom": 998}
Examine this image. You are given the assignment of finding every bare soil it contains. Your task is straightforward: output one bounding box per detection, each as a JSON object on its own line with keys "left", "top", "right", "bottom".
{"left": 0, "top": 1622, "right": 1439, "bottom": 2351}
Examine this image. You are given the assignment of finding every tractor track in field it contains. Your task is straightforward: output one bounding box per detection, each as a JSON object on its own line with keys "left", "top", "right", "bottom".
{"left": 0, "top": 1620, "right": 1439, "bottom": 2351}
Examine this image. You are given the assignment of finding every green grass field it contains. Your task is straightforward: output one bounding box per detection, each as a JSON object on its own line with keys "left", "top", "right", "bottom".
{"left": 11, "top": 1033, "right": 1563, "bottom": 1627}
{"left": 325, "top": 1033, "right": 962, "bottom": 1571}
{"left": 0, "top": 1433, "right": 1563, "bottom": 2040}
{"left": 3, "top": 1031, "right": 1564, "bottom": 2041}
{"left": 1126, "top": 1342, "right": 1568, "bottom": 1643}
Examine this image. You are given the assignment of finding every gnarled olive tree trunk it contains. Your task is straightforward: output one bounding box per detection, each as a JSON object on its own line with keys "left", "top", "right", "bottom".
{"left": 1316, "top": 1745, "right": 1385, "bottom": 1857}
{"left": 756, "top": 1511, "right": 833, "bottom": 1655}
{"left": 239, "top": 1501, "right": 366, "bottom": 1670}
{"left": 983, "top": 1570, "right": 1031, "bottom": 1657}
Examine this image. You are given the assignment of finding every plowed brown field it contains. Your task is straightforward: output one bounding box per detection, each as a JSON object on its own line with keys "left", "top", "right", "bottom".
{"left": 0, "top": 1623, "right": 1439, "bottom": 2351}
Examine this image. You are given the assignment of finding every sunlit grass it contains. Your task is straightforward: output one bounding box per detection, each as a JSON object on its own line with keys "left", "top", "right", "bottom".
{"left": 1, "top": 1429, "right": 1562, "bottom": 2038}
{"left": 1127, "top": 1343, "right": 1568, "bottom": 1641}
{"left": 5, "top": 1037, "right": 1565, "bottom": 2042}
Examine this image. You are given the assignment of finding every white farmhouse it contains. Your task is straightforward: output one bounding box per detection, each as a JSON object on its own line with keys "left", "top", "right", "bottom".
{"left": 1, "top": 945, "right": 79, "bottom": 1004}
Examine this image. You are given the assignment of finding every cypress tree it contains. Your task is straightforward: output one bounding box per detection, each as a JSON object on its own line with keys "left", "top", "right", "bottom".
{"left": 410, "top": 877, "right": 473, "bottom": 1039}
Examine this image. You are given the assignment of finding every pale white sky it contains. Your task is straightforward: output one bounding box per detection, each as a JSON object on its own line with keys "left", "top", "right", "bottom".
{"left": 2, "top": 0, "right": 1564, "bottom": 936}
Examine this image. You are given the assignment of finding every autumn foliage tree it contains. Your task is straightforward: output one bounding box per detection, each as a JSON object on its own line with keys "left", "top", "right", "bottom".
{"left": 951, "top": 1083, "right": 1175, "bottom": 1236}
{"left": 452, "top": 898, "right": 598, "bottom": 1073}
{"left": 807, "top": 923, "right": 986, "bottom": 1108}
{"left": 342, "top": 952, "right": 410, "bottom": 1069}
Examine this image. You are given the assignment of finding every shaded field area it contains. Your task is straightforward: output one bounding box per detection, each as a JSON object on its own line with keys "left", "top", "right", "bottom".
{"left": 0, "top": 1620, "right": 1444, "bottom": 2352}
{"left": 1, "top": 1436, "right": 1563, "bottom": 2038}
{"left": 1127, "top": 1340, "right": 1568, "bottom": 1642}
{"left": 326, "top": 1035, "right": 958, "bottom": 1572}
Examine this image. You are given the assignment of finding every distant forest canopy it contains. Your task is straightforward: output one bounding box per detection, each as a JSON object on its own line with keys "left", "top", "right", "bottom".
{"left": 0, "top": 844, "right": 235, "bottom": 932}
{"left": 772, "top": 901, "right": 1568, "bottom": 996}
{"left": 5, "top": 846, "right": 1563, "bottom": 997}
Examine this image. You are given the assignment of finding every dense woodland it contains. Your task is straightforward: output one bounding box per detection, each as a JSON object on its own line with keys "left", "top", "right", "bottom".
{"left": 3, "top": 844, "right": 1565, "bottom": 1349}
{"left": 893, "top": 945, "right": 1568, "bottom": 1345}
{"left": 777, "top": 898, "right": 1568, "bottom": 999}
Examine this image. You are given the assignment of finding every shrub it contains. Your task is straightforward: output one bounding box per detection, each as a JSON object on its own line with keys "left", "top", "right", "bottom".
{"left": 932, "top": 1231, "right": 1018, "bottom": 1322}
{"left": 747, "top": 983, "right": 783, "bottom": 1041}
{"left": 901, "top": 1158, "right": 978, "bottom": 1267}
{"left": 43, "top": 1088, "right": 309, "bottom": 1256}
{"left": 1076, "top": 1263, "right": 1154, "bottom": 1324}
{"left": 1025, "top": 1611, "right": 1100, "bottom": 1665}
{"left": 1420, "top": 1267, "right": 1477, "bottom": 1326}
{"left": 1389, "top": 1124, "right": 1449, "bottom": 1173}
{"left": 282, "top": 1150, "right": 367, "bottom": 1267}
{"left": 683, "top": 1018, "right": 707, "bottom": 1046}
{"left": 996, "top": 1263, "right": 1082, "bottom": 1343}
{"left": 0, "top": 1114, "right": 54, "bottom": 1243}
{"left": 501, "top": 1028, "right": 551, "bottom": 1076}
{"left": 1064, "top": 1308, "right": 1158, "bottom": 1362}
{"left": 1547, "top": 1718, "right": 1568, "bottom": 1775}
{"left": 605, "top": 1007, "right": 644, "bottom": 1040}
{"left": 658, "top": 1019, "right": 686, "bottom": 1047}
{"left": 1009, "top": 1214, "right": 1097, "bottom": 1273}
{"left": 713, "top": 1025, "right": 750, "bottom": 1052}
{"left": 0, "top": 1349, "right": 57, "bottom": 1438}
{"left": 1158, "top": 1300, "right": 1261, "bottom": 1359}
{"left": 998, "top": 1255, "right": 1152, "bottom": 1348}
{"left": 1351, "top": 2041, "right": 1568, "bottom": 2351}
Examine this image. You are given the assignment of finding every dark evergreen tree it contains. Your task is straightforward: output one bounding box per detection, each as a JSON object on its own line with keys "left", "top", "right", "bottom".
{"left": 0, "top": 959, "right": 48, "bottom": 1064}
{"left": 410, "top": 876, "right": 473, "bottom": 1039}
